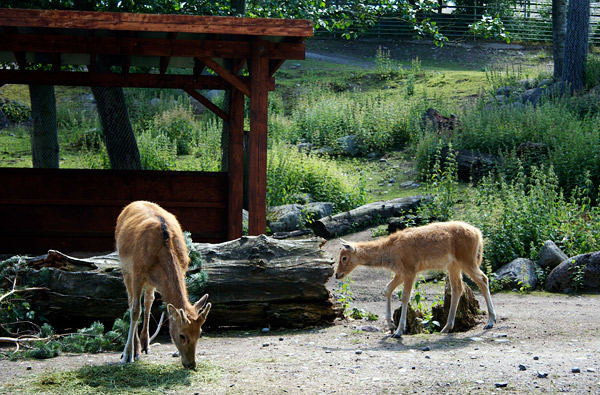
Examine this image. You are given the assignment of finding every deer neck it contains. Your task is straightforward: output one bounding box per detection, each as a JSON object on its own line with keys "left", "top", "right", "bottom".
{"left": 354, "top": 241, "right": 391, "bottom": 269}
{"left": 155, "top": 258, "right": 193, "bottom": 311}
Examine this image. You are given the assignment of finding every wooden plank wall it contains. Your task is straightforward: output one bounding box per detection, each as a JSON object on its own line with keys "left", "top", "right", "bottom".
{"left": 0, "top": 168, "right": 228, "bottom": 254}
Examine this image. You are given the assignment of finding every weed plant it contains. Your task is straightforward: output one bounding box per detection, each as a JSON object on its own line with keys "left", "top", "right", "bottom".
{"left": 267, "top": 142, "right": 366, "bottom": 212}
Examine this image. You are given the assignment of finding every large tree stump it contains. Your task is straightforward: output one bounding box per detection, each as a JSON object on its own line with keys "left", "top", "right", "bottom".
{"left": 4, "top": 236, "right": 342, "bottom": 330}
{"left": 432, "top": 280, "right": 482, "bottom": 332}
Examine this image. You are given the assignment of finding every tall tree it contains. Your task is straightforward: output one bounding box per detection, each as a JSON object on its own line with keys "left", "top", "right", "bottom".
{"left": 561, "top": 0, "right": 590, "bottom": 91}
{"left": 28, "top": 85, "right": 59, "bottom": 168}
{"left": 552, "top": 0, "right": 568, "bottom": 79}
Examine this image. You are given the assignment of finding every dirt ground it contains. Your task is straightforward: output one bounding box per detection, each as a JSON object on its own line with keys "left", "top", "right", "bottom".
{"left": 1, "top": 231, "right": 599, "bottom": 394}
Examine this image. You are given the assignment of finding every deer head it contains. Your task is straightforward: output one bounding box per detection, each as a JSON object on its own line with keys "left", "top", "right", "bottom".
{"left": 166, "top": 294, "right": 211, "bottom": 369}
{"left": 335, "top": 238, "right": 358, "bottom": 279}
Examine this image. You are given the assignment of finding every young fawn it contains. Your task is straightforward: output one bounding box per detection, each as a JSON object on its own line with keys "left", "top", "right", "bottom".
{"left": 335, "top": 221, "right": 496, "bottom": 338}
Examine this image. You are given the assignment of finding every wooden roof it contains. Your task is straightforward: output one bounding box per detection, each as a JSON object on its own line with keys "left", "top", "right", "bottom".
{"left": 0, "top": 8, "right": 313, "bottom": 90}
{"left": 0, "top": 8, "right": 314, "bottom": 37}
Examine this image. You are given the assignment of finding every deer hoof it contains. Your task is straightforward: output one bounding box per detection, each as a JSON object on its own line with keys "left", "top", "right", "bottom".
{"left": 484, "top": 322, "right": 494, "bottom": 329}
{"left": 391, "top": 332, "right": 403, "bottom": 339}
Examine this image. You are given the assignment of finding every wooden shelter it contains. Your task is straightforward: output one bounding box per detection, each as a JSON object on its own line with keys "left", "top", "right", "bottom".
{"left": 0, "top": 8, "right": 312, "bottom": 254}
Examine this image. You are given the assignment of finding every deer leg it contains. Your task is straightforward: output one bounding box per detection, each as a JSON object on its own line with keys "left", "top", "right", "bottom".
{"left": 441, "top": 268, "right": 464, "bottom": 334}
{"left": 465, "top": 267, "right": 496, "bottom": 329}
{"left": 384, "top": 273, "right": 403, "bottom": 332}
{"left": 123, "top": 291, "right": 142, "bottom": 363}
{"left": 139, "top": 287, "right": 155, "bottom": 354}
{"left": 391, "top": 272, "right": 415, "bottom": 338}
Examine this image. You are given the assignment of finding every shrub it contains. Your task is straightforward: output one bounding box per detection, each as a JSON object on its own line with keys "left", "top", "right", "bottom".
{"left": 267, "top": 143, "right": 366, "bottom": 212}
{"left": 151, "top": 106, "right": 197, "bottom": 155}
{"left": 0, "top": 99, "right": 30, "bottom": 123}
{"left": 584, "top": 54, "right": 600, "bottom": 89}
{"left": 137, "top": 131, "right": 176, "bottom": 170}
{"left": 462, "top": 166, "right": 600, "bottom": 271}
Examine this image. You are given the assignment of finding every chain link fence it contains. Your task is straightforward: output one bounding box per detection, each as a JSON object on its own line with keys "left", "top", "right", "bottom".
{"left": 318, "top": 1, "right": 600, "bottom": 45}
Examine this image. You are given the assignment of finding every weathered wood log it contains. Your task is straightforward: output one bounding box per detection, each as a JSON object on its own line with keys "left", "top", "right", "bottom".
{"left": 311, "top": 195, "right": 431, "bottom": 239}
{"left": 7, "top": 235, "right": 341, "bottom": 330}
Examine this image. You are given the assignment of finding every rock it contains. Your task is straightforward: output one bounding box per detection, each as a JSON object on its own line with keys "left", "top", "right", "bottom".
{"left": 519, "top": 364, "right": 527, "bottom": 371}
{"left": 494, "top": 382, "right": 508, "bottom": 388}
{"left": 421, "top": 108, "right": 459, "bottom": 138}
{"left": 267, "top": 204, "right": 304, "bottom": 233}
{"left": 539, "top": 240, "right": 568, "bottom": 270}
{"left": 538, "top": 79, "right": 553, "bottom": 88}
{"left": 357, "top": 325, "right": 381, "bottom": 333}
{"left": 291, "top": 193, "right": 313, "bottom": 205}
{"left": 431, "top": 280, "right": 481, "bottom": 332}
{"left": 387, "top": 215, "right": 425, "bottom": 233}
{"left": 261, "top": 327, "right": 270, "bottom": 333}
{"left": 267, "top": 202, "right": 333, "bottom": 233}
{"left": 312, "top": 147, "right": 335, "bottom": 156}
{"left": 518, "top": 78, "right": 536, "bottom": 89}
{"left": 496, "top": 86, "right": 513, "bottom": 96}
{"left": 521, "top": 88, "right": 545, "bottom": 106}
{"left": 336, "top": 135, "right": 361, "bottom": 157}
{"left": 533, "top": 356, "right": 539, "bottom": 360}
{"left": 355, "top": 349, "right": 363, "bottom": 355}
{"left": 400, "top": 181, "right": 421, "bottom": 188}
{"left": 545, "top": 251, "right": 600, "bottom": 293}
{"left": 450, "top": 149, "right": 500, "bottom": 183}
{"left": 392, "top": 303, "right": 425, "bottom": 335}
{"left": 296, "top": 142, "right": 314, "bottom": 153}
{"left": 537, "top": 371, "right": 548, "bottom": 378}
{"left": 571, "top": 367, "right": 581, "bottom": 373}
{"left": 262, "top": 343, "right": 269, "bottom": 347}
{"left": 493, "top": 258, "right": 540, "bottom": 290}
{"left": 421, "top": 346, "right": 431, "bottom": 351}
{"left": 586, "top": 367, "right": 595, "bottom": 373}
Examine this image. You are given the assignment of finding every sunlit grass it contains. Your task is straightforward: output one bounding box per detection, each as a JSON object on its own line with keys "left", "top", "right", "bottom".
{"left": 4, "top": 360, "right": 221, "bottom": 394}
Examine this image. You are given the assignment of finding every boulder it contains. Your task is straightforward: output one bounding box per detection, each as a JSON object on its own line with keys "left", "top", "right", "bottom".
{"left": 538, "top": 240, "right": 568, "bottom": 270}
{"left": 336, "top": 135, "right": 361, "bottom": 156}
{"left": 493, "top": 258, "right": 540, "bottom": 290}
{"left": 545, "top": 252, "right": 600, "bottom": 293}
{"left": 454, "top": 149, "right": 500, "bottom": 182}
{"left": 267, "top": 202, "right": 333, "bottom": 233}
{"left": 521, "top": 88, "right": 545, "bottom": 106}
{"left": 431, "top": 280, "right": 481, "bottom": 332}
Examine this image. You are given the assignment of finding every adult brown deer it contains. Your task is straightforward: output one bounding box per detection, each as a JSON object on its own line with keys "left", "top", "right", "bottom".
{"left": 335, "top": 221, "right": 496, "bottom": 338}
{"left": 116, "top": 201, "right": 211, "bottom": 369}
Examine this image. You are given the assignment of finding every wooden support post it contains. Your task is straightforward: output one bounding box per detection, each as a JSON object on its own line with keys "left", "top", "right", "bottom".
{"left": 248, "top": 47, "right": 268, "bottom": 236}
{"left": 227, "top": 88, "right": 244, "bottom": 240}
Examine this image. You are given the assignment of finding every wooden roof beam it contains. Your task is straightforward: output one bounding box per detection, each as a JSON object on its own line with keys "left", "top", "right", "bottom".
{"left": 202, "top": 57, "right": 250, "bottom": 97}
{"left": 0, "top": 70, "right": 259, "bottom": 90}
{"left": 0, "top": 34, "right": 306, "bottom": 60}
{"left": 184, "top": 89, "right": 229, "bottom": 122}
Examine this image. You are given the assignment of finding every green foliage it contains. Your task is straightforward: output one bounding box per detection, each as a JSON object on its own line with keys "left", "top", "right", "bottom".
{"left": 469, "top": 15, "right": 511, "bottom": 43}
{"left": 370, "top": 225, "right": 389, "bottom": 238}
{"left": 374, "top": 46, "right": 399, "bottom": 80}
{"left": 267, "top": 142, "right": 366, "bottom": 213}
{"left": 570, "top": 258, "right": 587, "bottom": 292}
{"left": 336, "top": 277, "right": 355, "bottom": 314}
{"left": 137, "top": 131, "right": 176, "bottom": 170}
{"left": 349, "top": 307, "right": 379, "bottom": 321}
{"left": 584, "top": 54, "right": 600, "bottom": 89}
{"left": 398, "top": 277, "right": 441, "bottom": 333}
{"left": 462, "top": 166, "right": 600, "bottom": 272}
{"left": 0, "top": 99, "right": 30, "bottom": 123}
{"left": 290, "top": 85, "right": 413, "bottom": 155}
{"left": 418, "top": 141, "right": 458, "bottom": 222}
{"left": 183, "top": 231, "right": 208, "bottom": 303}
{"left": 151, "top": 106, "right": 196, "bottom": 155}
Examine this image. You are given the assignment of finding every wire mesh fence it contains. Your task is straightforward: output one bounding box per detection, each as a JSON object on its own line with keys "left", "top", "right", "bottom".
{"left": 317, "top": 1, "right": 600, "bottom": 45}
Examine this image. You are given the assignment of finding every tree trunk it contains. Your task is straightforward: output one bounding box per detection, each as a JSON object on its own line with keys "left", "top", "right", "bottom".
{"left": 552, "top": 0, "right": 568, "bottom": 79}
{"left": 562, "top": 0, "right": 590, "bottom": 91}
{"left": 311, "top": 196, "right": 431, "bottom": 239}
{"left": 92, "top": 86, "right": 141, "bottom": 170}
{"left": 9, "top": 236, "right": 341, "bottom": 330}
{"left": 28, "top": 85, "right": 58, "bottom": 168}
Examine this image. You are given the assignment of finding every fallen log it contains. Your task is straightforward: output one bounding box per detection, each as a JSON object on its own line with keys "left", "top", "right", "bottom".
{"left": 4, "top": 235, "right": 342, "bottom": 330}
{"left": 311, "top": 195, "right": 431, "bottom": 239}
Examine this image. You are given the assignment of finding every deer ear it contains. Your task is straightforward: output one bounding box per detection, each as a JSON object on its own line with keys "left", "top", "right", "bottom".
{"left": 179, "top": 308, "right": 191, "bottom": 325}
{"left": 339, "top": 238, "right": 355, "bottom": 251}
{"left": 167, "top": 304, "right": 180, "bottom": 322}
{"left": 193, "top": 294, "right": 209, "bottom": 313}
{"left": 197, "top": 302, "right": 211, "bottom": 322}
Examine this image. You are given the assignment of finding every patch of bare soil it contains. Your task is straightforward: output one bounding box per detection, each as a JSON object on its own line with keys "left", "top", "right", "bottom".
{"left": 1, "top": 232, "right": 599, "bottom": 394}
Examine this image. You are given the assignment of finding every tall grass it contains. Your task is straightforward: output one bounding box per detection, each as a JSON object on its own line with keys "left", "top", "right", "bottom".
{"left": 267, "top": 142, "right": 367, "bottom": 212}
